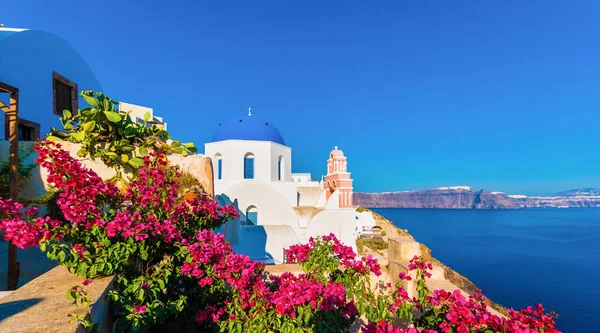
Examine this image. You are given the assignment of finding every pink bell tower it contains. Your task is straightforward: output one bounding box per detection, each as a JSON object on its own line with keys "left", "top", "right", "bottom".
{"left": 324, "top": 146, "right": 354, "bottom": 208}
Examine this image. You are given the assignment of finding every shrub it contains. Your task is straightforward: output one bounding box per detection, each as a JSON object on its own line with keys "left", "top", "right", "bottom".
{"left": 48, "top": 91, "right": 197, "bottom": 176}
{"left": 381, "top": 230, "right": 387, "bottom": 237}
{"left": 176, "top": 171, "right": 202, "bottom": 195}
{"left": 364, "top": 239, "right": 388, "bottom": 251}
{"left": 356, "top": 238, "right": 365, "bottom": 254}
{"left": 355, "top": 206, "right": 368, "bottom": 213}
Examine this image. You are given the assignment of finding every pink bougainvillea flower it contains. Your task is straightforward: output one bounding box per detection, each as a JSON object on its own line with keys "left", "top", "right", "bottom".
{"left": 133, "top": 305, "right": 147, "bottom": 314}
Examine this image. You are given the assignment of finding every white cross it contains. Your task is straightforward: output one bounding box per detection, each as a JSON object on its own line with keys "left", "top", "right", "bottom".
{"left": 334, "top": 146, "right": 338, "bottom": 150}
{"left": 248, "top": 107, "right": 252, "bottom": 116}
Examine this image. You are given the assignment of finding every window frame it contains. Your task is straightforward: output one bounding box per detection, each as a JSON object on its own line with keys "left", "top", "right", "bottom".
{"left": 243, "top": 154, "right": 255, "bottom": 179}
{"left": 217, "top": 158, "right": 223, "bottom": 180}
{"left": 4, "top": 116, "right": 40, "bottom": 141}
{"left": 52, "top": 72, "right": 78, "bottom": 116}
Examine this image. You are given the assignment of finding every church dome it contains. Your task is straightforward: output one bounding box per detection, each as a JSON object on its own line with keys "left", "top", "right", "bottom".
{"left": 211, "top": 113, "right": 286, "bottom": 145}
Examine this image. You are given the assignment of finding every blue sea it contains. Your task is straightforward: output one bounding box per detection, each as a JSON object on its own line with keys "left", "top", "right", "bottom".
{"left": 373, "top": 208, "right": 600, "bottom": 333}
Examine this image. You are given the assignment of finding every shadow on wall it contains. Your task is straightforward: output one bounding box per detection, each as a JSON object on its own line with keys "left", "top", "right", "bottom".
{"left": 0, "top": 141, "right": 47, "bottom": 201}
{"left": 216, "top": 194, "right": 274, "bottom": 263}
{"left": 0, "top": 297, "right": 44, "bottom": 321}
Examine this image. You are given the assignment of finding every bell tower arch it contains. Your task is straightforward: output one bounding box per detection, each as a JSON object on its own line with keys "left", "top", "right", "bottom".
{"left": 323, "top": 146, "right": 354, "bottom": 208}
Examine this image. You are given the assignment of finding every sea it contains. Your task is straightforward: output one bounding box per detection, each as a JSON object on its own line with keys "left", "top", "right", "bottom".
{"left": 373, "top": 208, "right": 600, "bottom": 333}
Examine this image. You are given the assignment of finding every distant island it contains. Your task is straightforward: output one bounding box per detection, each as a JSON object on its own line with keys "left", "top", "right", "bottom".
{"left": 354, "top": 186, "right": 600, "bottom": 209}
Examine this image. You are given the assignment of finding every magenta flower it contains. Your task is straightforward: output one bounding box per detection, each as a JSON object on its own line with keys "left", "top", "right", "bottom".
{"left": 133, "top": 305, "right": 147, "bottom": 314}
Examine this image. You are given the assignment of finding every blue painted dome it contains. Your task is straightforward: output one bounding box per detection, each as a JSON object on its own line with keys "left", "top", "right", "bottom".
{"left": 211, "top": 114, "right": 286, "bottom": 145}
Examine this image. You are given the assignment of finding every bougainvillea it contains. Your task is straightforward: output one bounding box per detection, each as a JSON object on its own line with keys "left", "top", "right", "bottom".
{"left": 0, "top": 140, "right": 560, "bottom": 333}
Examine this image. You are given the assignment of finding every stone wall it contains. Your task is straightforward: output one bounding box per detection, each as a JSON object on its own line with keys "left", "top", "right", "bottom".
{"left": 0, "top": 266, "right": 114, "bottom": 333}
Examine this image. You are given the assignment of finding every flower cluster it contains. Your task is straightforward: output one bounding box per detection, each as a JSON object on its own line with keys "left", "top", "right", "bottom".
{"left": 408, "top": 255, "right": 433, "bottom": 278}
{"left": 35, "top": 141, "right": 119, "bottom": 229}
{"left": 362, "top": 321, "right": 437, "bottom": 333}
{"left": 0, "top": 198, "right": 61, "bottom": 248}
{"left": 285, "top": 233, "right": 382, "bottom": 277}
{"left": 363, "top": 257, "right": 561, "bottom": 333}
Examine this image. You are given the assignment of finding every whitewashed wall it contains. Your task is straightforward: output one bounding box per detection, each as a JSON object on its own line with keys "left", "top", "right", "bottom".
{"left": 205, "top": 140, "right": 292, "bottom": 195}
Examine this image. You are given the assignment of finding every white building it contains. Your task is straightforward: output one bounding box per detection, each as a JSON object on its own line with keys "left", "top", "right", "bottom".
{"left": 119, "top": 102, "right": 166, "bottom": 130}
{"left": 205, "top": 111, "right": 375, "bottom": 263}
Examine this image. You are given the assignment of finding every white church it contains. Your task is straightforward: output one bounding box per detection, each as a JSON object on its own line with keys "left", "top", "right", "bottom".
{"left": 205, "top": 110, "right": 375, "bottom": 263}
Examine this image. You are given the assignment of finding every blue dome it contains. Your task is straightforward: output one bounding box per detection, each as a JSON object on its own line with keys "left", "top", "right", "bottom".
{"left": 211, "top": 115, "right": 286, "bottom": 145}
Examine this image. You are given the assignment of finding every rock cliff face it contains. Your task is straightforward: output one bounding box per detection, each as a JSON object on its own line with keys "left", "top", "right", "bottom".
{"left": 515, "top": 196, "right": 600, "bottom": 208}
{"left": 354, "top": 187, "right": 600, "bottom": 209}
{"left": 354, "top": 187, "right": 520, "bottom": 209}
{"left": 556, "top": 188, "right": 600, "bottom": 197}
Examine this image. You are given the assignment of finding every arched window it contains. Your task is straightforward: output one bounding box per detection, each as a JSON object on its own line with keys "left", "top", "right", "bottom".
{"left": 215, "top": 153, "right": 222, "bottom": 180}
{"left": 278, "top": 155, "right": 284, "bottom": 181}
{"left": 246, "top": 206, "right": 258, "bottom": 225}
{"left": 244, "top": 153, "right": 255, "bottom": 179}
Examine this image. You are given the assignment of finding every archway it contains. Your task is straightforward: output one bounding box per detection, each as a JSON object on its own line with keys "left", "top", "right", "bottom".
{"left": 246, "top": 205, "right": 258, "bottom": 225}
{"left": 244, "top": 152, "right": 255, "bottom": 179}
{"left": 214, "top": 153, "right": 222, "bottom": 180}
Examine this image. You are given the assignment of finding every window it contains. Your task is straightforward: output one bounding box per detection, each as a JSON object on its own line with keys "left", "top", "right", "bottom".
{"left": 245, "top": 206, "right": 258, "bottom": 225}
{"left": 244, "top": 153, "right": 254, "bottom": 179}
{"left": 214, "top": 153, "right": 223, "bottom": 180}
{"left": 4, "top": 117, "right": 39, "bottom": 141}
{"left": 278, "top": 156, "right": 283, "bottom": 181}
{"left": 217, "top": 159, "right": 223, "bottom": 180}
{"left": 53, "top": 72, "right": 78, "bottom": 116}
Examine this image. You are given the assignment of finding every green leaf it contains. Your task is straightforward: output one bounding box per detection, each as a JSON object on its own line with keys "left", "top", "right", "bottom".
{"left": 144, "top": 112, "right": 151, "bottom": 122}
{"left": 62, "top": 109, "right": 72, "bottom": 119}
{"left": 46, "top": 135, "right": 63, "bottom": 142}
{"left": 130, "top": 157, "right": 144, "bottom": 167}
{"left": 71, "top": 131, "right": 86, "bottom": 142}
{"left": 40, "top": 242, "right": 47, "bottom": 252}
{"left": 82, "top": 121, "right": 96, "bottom": 132}
{"left": 103, "top": 111, "right": 122, "bottom": 123}
{"left": 83, "top": 94, "right": 100, "bottom": 109}
{"left": 75, "top": 262, "right": 89, "bottom": 276}
{"left": 57, "top": 251, "right": 66, "bottom": 263}
{"left": 139, "top": 146, "right": 148, "bottom": 156}
{"left": 171, "top": 141, "right": 181, "bottom": 148}
{"left": 157, "top": 279, "right": 165, "bottom": 290}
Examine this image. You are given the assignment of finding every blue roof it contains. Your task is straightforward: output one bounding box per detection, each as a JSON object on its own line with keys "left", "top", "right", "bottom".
{"left": 211, "top": 115, "right": 286, "bottom": 145}
{"left": 0, "top": 29, "right": 24, "bottom": 47}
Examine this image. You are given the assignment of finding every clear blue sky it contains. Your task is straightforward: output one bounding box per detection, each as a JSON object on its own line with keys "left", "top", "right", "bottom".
{"left": 4, "top": 1, "right": 600, "bottom": 196}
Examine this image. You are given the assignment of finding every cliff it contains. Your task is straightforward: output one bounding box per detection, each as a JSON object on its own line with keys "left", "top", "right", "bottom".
{"left": 557, "top": 188, "right": 600, "bottom": 196}
{"left": 359, "top": 210, "right": 507, "bottom": 315}
{"left": 355, "top": 186, "right": 600, "bottom": 209}
{"left": 515, "top": 195, "right": 600, "bottom": 208}
{"left": 354, "top": 187, "right": 519, "bottom": 209}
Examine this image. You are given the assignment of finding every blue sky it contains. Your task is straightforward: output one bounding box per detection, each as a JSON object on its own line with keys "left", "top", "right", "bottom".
{"left": 4, "top": 1, "right": 600, "bottom": 195}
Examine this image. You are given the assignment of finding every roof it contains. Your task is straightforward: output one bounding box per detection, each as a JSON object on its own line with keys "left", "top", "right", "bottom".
{"left": 0, "top": 28, "right": 27, "bottom": 46}
{"left": 211, "top": 114, "right": 286, "bottom": 145}
{"left": 330, "top": 149, "right": 345, "bottom": 158}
